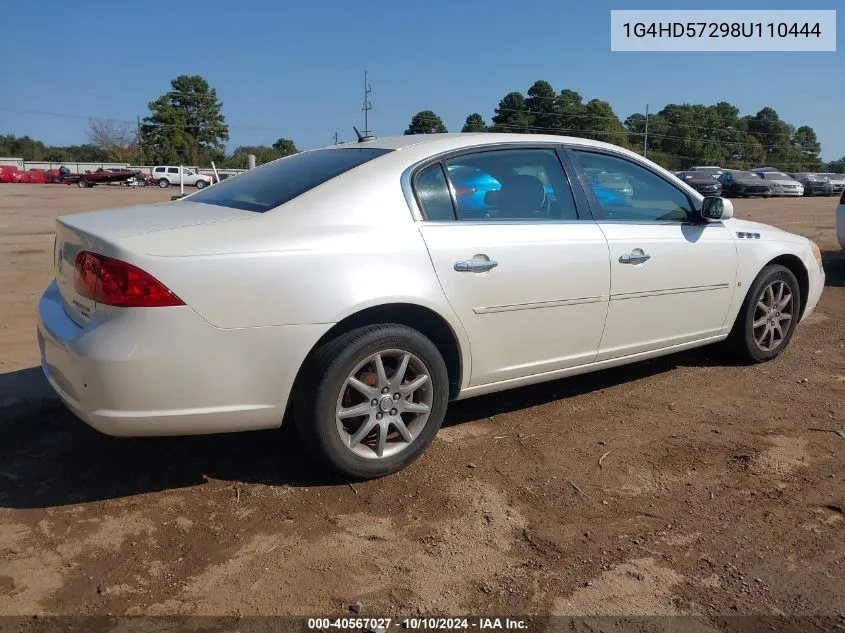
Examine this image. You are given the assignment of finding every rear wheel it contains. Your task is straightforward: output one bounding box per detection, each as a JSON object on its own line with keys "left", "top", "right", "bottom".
{"left": 294, "top": 324, "right": 449, "bottom": 479}
{"left": 158, "top": 178, "right": 169, "bottom": 188}
{"left": 76, "top": 180, "right": 88, "bottom": 188}
{"left": 726, "top": 264, "right": 801, "bottom": 363}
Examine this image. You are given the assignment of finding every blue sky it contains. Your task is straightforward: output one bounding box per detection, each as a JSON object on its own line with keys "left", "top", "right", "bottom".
{"left": 1, "top": 0, "right": 842, "bottom": 160}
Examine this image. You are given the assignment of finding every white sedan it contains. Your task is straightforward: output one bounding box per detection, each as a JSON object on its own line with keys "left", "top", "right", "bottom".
{"left": 755, "top": 171, "right": 804, "bottom": 196}
{"left": 37, "top": 134, "right": 826, "bottom": 478}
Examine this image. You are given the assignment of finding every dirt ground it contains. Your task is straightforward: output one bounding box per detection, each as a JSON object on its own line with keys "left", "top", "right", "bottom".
{"left": 0, "top": 184, "right": 843, "bottom": 626}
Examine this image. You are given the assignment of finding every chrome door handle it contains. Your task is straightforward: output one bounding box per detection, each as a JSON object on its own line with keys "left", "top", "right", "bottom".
{"left": 619, "top": 252, "right": 651, "bottom": 264}
{"left": 454, "top": 259, "right": 498, "bottom": 272}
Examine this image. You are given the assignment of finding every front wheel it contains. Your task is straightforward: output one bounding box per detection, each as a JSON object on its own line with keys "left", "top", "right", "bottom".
{"left": 195, "top": 179, "right": 207, "bottom": 189}
{"left": 294, "top": 324, "right": 449, "bottom": 479}
{"left": 726, "top": 264, "right": 801, "bottom": 363}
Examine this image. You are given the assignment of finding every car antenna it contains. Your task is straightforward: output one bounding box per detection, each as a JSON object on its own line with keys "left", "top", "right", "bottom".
{"left": 353, "top": 126, "right": 376, "bottom": 143}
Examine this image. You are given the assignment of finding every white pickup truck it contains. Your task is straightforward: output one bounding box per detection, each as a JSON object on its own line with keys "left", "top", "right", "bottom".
{"left": 152, "top": 166, "right": 212, "bottom": 189}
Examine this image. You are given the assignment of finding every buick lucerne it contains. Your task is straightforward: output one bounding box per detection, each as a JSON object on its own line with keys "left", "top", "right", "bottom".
{"left": 37, "top": 134, "right": 826, "bottom": 478}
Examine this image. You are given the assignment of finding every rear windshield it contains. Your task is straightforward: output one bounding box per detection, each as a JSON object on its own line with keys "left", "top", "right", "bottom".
{"left": 188, "top": 147, "right": 393, "bottom": 212}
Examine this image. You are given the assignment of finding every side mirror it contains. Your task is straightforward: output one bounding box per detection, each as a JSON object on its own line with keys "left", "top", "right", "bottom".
{"left": 701, "top": 196, "right": 733, "bottom": 221}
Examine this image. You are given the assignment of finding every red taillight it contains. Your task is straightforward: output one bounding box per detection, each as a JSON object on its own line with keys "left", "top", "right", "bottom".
{"left": 73, "top": 252, "right": 183, "bottom": 307}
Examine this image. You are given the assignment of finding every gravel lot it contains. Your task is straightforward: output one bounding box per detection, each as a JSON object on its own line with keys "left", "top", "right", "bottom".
{"left": 0, "top": 184, "right": 843, "bottom": 623}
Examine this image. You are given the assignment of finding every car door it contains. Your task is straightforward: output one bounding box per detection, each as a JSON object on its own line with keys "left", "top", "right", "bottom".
{"left": 167, "top": 167, "right": 179, "bottom": 184}
{"left": 413, "top": 146, "right": 611, "bottom": 387}
{"left": 566, "top": 146, "right": 738, "bottom": 361}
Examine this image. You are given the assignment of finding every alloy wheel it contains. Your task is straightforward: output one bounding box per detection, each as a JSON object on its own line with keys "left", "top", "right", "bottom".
{"left": 752, "top": 280, "right": 793, "bottom": 352}
{"left": 335, "top": 349, "right": 433, "bottom": 460}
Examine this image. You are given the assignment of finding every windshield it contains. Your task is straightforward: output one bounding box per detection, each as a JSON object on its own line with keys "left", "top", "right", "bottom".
{"left": 732, "top": 171, "right": 758, "bottom": 179}
{"left": 188, "top": 147, "right": 393, "bottom": 212}
{"left": 762, "top": 172, "right": 792, "bottom": 180}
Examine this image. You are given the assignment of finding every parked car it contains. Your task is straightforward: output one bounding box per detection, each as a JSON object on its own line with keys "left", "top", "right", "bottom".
{"left": 674, "top": 171, "right": 723, "bottom": 196}
{"left": 152, "top": 166, "right": 212, "bottom": 189}
{"left": 789, "top": 173, "right": 832, "bottom": 197}
{"left": 754, "top": 171, "right": 803, "bottom": 197}
{"left": 821, "top": 173, "right": 845, "bottom": 196}
{"left": 686, "top": 166, "right": 724, "bottom": 179}
{"left": 838, "top": 189, "right": 845, "bottom": 249}
{"left": 38, "top": 133, "right": 825, "bottom": 478}
{"left": 717, "top": 170, "right": 773, "bottom": 198}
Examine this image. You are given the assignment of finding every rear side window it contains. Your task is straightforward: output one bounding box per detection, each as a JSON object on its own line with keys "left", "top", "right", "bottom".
{"left": 167, "top": 167, "right": 179, "bottom": 174}
{"left": 188, "top": 147, "right": 393, "bottom": 213}
{"left": 415, "top": 164, "right": 456, "bottom": 221}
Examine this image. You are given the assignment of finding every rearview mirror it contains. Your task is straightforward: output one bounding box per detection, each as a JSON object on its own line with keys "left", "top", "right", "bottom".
{"left": 701, "top": 196, "right": 733, "bottom": 221}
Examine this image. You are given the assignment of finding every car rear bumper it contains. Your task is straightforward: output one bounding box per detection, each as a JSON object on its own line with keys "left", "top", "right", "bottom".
{"left": 37, "top": 281, "right": 330, "bottom": 436}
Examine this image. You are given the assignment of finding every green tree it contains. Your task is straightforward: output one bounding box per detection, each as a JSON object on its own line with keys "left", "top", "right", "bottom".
{"left": 461, "top": 113, "right": 487, "bottom": 133}
{"left": 222, "top": 146, "right": 277, "bottom": 169}
{"left": 791, "top": 126, "right": 821, "bottom": 167}
{"left": 0, "top": 134, "right": 48, "bottom": 160}
{"left": 490, "top": 92, "right": 532, "bottom": 133}
{"left": 556, "top": 89, "right": 585, "bottom": 134}
{"left": 826, "top": 156, "right": 845, "bottom": 173}
{"left": 525, "top": 80, "right": 559, "bottom": 133}
{"left": 140, "top": 75, "right": 229, "bottom": 165}
{"left": 745, "top": 107, "right": 791, "bottom": 166}
{"left": 272, "top": 138, "right": 298, "bottom": 156}
{"left": 404, "top": 110, "right": 447, "bottom": 135}
{"left": 578, "top": 99, "right": 628, "bottom": 146}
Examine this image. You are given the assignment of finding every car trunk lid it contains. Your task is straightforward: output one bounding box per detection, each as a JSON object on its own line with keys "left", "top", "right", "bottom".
{"left": 53, "top": 201, "right": 253, "bottom": 325}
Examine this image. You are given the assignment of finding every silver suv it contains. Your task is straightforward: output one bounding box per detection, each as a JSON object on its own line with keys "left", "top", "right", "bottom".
{"left": 152, "top": 166, "right": 212, "bottom": 189}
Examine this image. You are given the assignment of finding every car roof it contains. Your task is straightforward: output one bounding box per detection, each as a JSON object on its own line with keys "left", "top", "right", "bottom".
{"left": 330, "top": 132, "right": 633, "bottom": 154}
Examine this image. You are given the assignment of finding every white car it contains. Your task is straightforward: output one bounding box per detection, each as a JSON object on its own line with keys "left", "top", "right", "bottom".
{"left": 37, "top": 134, "right": 825, "bottom": 478}
{"left": 822, "top": 173, "right": 845, "bottom": 197}
{"left": 152, "top": 166, "right": 212, "bottom": 189}
{"left": 755, "top": 171, "right": 804, "bottom": 197}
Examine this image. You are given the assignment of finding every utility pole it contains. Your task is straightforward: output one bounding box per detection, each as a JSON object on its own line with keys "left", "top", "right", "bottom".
{"left": 643, "top": 103, "right": 649, "bottom": 158}
{"left": 362, "top": 70, "right": 373, "bottom": 137}
{"left": 135, "top": 115, "right": 142, "bottom": 163}
{"left": 334, "top": 131, "right": 339, "bottom": 144}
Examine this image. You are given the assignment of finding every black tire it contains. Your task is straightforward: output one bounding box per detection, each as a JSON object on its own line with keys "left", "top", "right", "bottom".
{"left": 294, "top": 324, "right": 449, "bottom": 479}
{"left": 76, "top": 180, "right": 87, "bottom": 188}
{"left": 195, "top": 179, "right": 207, "bottom": 190}
{"left": 726, "top": 264, "right": 802, "bottom": 363}
{"left": 158, "top": 178, "right": 169, "bottom": 188}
